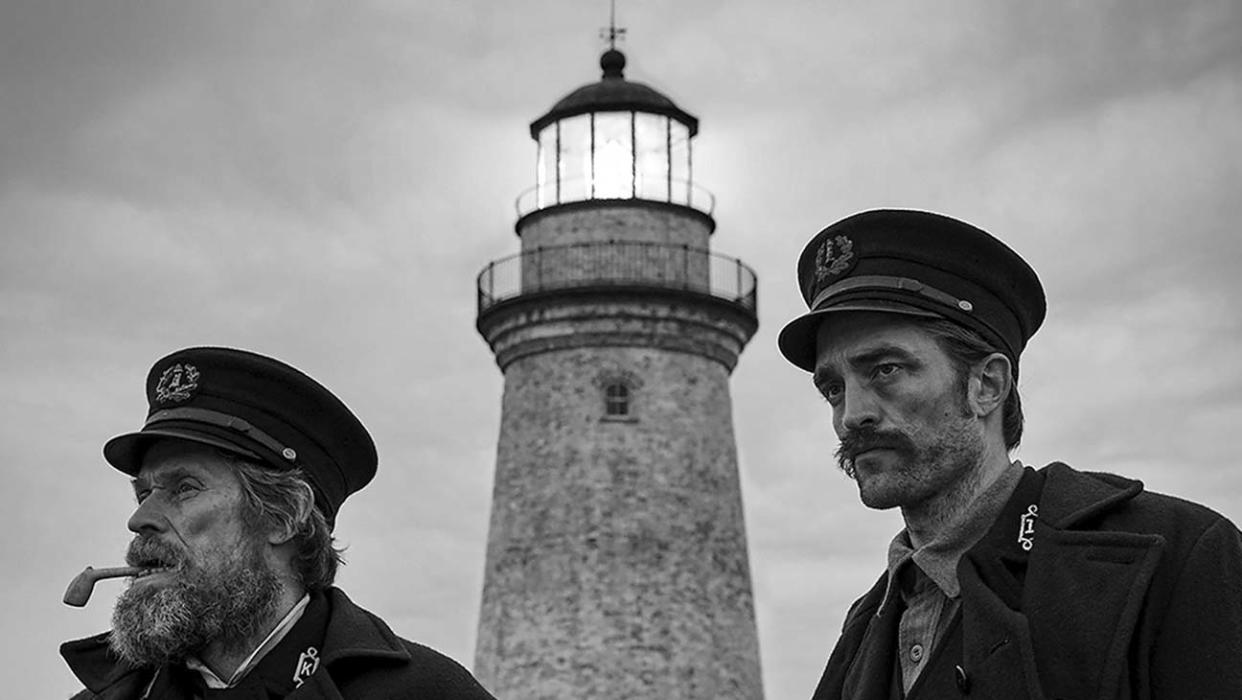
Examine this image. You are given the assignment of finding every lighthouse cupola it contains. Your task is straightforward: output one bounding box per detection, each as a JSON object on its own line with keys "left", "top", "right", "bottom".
{"left": 522, "top": 48, "right": 706, "bottom": 217}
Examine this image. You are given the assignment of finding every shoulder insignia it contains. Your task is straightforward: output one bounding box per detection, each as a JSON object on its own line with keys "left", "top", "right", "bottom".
{"left": 293, "top": 646, "right": 320, "bottom": 688}
{"left": 1018, "top": 504, "right": 1038, "bottom": 551}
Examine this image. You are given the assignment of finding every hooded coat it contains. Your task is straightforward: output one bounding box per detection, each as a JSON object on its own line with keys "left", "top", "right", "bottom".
{"left": 811, "top": 463, "right": 1242, "bottom": 700}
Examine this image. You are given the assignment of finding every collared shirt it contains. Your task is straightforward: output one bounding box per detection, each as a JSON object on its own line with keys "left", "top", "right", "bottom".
{"left": 880, "top": 461, "right": 1025, "bottom": 693}
{"left": 183, "top": 594, "right": 312, "bottom": 689}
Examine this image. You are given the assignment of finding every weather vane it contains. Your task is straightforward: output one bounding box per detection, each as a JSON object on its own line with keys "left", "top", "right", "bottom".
{"left": 600, "top": 0, "right": 627, "bottom": 49}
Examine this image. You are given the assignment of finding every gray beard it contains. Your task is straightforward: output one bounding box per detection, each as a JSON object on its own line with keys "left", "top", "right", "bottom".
{"left": 108, "top": 543, "right": 283, "bottom": 668}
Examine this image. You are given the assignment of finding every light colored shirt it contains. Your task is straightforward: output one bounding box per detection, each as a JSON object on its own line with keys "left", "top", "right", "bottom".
{"left": 185, "top": 594, "right": 312, "bottom": 689}
{"left": 879, "top": 461, "right": 1024, "bottom": 693}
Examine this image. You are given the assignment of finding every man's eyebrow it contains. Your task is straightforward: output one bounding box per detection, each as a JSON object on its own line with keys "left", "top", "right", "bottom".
{"left": 131, "top": 467, "right": 198, "bottom": 492}
{"left": 847, "top": 344, "right": 919, "bottom": 368}
{"left": 813, "top": 344, "right": 920, "bottom": 387}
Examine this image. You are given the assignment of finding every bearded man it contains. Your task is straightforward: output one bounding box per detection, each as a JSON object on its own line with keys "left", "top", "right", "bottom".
{"left": 61, "top": 347, "right": 496, "bottom": 699}
{"left": 777, "top": 210, "right": 1242, "bottom": 699}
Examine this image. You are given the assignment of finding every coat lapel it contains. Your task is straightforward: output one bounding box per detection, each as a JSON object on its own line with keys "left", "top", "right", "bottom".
{"left": 840, "top": 594, "right": 904, "bottom": 700}
{"left": 955, "top": 464, "right": 1164, "bottom": 700}
{"left": 285, "top": 588, "right": 411, "bottom": 698}
{"left": 812, "top": 574, "right": 886, "bottom": 700}
{"left": 958, "top": 559, "right": 1047, "bottom": 699}
{"left": 60, "top": 632, "right": 153, "bottom": 700}
{"left": 287, "top": 668, "right": 348, "bottom": 700}
{"left": 1022, "top": 465, "right": 1165, "bottom": 700}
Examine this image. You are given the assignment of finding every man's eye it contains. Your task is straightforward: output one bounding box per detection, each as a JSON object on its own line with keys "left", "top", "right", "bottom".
{"left": 172, "top": 482, "right": 200, "bottom": 497}
{"left": 874, "top": 363, "right": 901, "bottom": 378}
{"left": 135, "top": 490, "right": 151, "bottom": 504}
{"left": 819, "top": 383, "right": 843, "bottom": 403}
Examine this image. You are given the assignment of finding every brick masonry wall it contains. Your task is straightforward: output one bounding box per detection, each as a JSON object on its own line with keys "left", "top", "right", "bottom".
{"left": 518, "top": 204, "right": 712, "bottom": 251}
{"left": 475, "top": 344, "right": 764, "bottom": 700}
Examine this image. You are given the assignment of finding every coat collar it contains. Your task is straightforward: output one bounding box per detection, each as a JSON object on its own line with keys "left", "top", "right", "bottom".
{"left": 1037, "top": 462, "right": 1144, "bottom": 530}
{"left": 60, "top": 632, "right": 148, "bottom": 699}
{"left": 61, "top": 587, "right": 410, "bottom": 699}
{"left": 820, "top": 464, "right": 1164, "bottom": 700}
{"left": 258, "top": 588, "right": 411, "bottom": 700}
{"left": 956, "top": 463, "right": 1164, "bottom": 700}
{"left": 315, "top": 587, "right": 410, "bottom": 668}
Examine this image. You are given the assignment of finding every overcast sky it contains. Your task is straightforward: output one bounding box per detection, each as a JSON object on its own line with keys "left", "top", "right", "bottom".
{"left": 3, "top": 1, "right": 1240, "bottom": 697}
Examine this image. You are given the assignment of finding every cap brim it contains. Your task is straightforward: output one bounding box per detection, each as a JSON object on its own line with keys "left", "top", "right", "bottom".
{"left": 778, "top": 300, "right": 942, "bottom": 372}
{"left": 104, "top": 428, "right": 262, "bottom": 476}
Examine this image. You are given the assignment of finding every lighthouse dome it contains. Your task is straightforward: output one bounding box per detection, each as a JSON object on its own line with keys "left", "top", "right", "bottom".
{"left": 529, "top": 49, "right": 698, "bottom": 137}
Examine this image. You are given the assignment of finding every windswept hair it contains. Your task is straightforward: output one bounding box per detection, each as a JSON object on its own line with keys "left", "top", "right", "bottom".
{"left": 917, "top": 318, "right": 1025, "bottom": 451}
{"left": 223, "top": 453, "right": 344, "bottom": 592}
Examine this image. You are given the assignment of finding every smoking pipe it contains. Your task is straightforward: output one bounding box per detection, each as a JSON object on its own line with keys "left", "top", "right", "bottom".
{"left": 63, "top": 566, "right": 148, "bottom": 607}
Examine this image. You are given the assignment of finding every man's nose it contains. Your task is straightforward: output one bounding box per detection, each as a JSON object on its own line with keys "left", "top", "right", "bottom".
{"left": 838, "top": 383, "right": 881, "bottom": 432}
{"left": 127, "top": 494, "right": 166, "bottom": 535}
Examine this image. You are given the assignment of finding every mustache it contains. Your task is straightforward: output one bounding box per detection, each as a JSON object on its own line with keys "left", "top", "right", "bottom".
{"left": 125, "top": 537, "right": 187, "bottom": 570}
{"left": 835, "top": 427, "right": 916, "bottom": 473}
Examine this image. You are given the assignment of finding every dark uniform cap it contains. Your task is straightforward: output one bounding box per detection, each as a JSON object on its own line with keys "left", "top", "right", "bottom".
{"left": 103, "top": 346, "right": 378, "bottom": 526}
{"left": 778, "top": 209, "right": 1046, "bottom": 372}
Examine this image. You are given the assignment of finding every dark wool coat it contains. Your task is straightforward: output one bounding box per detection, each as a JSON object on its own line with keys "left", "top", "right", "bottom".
{"left": 61, "top": 587, "right": 497, "bottom": 700}
{"left": 812, "top": 463, "right": 1242, "bottom": 700}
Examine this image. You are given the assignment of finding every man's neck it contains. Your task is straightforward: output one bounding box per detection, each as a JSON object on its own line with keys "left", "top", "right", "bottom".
{"left": 902, "top": 444, "right": 1012, "bottom": 550}
{"left": 197, "top": 585, "right": 305, "bottom": 682}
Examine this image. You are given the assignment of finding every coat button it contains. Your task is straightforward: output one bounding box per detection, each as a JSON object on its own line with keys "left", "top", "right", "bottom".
{"left": 954, "top": 665, "right": 971, "bottom": 694}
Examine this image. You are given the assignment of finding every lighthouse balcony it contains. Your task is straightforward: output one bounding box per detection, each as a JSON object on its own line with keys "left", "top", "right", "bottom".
{"left": 477, "top": 240, "right": 756, "bottom": 316}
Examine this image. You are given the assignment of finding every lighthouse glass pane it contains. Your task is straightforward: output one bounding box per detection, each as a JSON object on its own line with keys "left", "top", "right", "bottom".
{"left": 536, "top": 125, "right": 557, "bottom": 207}
{"left": 592, "top": 112, "right": 634, "bottom": 199}
{"left": 634, "top": 113, "right": 670, "bottom": 202}
{"left": 669, "top": 121, "right": 691, "bottom": 206}
{"left": 557, "top": 115, "right": 591, "bottom": 204}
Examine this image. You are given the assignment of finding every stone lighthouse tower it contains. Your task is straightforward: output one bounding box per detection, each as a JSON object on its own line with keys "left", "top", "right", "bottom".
{"left": 473, "top": 43, "right": 763, "bottom": 700}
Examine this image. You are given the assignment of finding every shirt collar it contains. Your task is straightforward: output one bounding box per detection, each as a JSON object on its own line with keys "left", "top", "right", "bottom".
{"left": 878, "top": 461, "right": 1025, "bottom": 613}
{"left": 183, "top": 594, "right": 311, "bottom": 690}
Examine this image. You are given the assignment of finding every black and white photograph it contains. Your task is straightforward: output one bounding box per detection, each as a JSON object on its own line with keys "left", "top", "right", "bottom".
{"left": 3, "top": 1, "right": 1240, "bottom": 698}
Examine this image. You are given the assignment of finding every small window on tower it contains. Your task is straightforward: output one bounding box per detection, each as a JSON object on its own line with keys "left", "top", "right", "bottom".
{"left": 604, "top": 382, "right": 630, "bottom": 417}
{"left": 596, "top": 369, "right": 641, "bottom": 423}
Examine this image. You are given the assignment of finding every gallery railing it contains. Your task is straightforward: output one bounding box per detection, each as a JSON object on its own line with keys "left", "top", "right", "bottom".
{"left": 477, "top": 241, "right": 757, "bottom": 315}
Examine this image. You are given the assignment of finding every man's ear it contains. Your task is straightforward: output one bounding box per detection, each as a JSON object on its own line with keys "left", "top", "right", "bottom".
{"left": 267, "top": 523, "right": 297, "bottom": 546}
{"left": 969, "top": 352, "right": 1012, "bottom": 419}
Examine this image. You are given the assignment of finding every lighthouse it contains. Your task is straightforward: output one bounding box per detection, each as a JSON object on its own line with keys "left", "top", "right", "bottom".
{"left": 473, "top": 41, "right": 763, "bottom": 700}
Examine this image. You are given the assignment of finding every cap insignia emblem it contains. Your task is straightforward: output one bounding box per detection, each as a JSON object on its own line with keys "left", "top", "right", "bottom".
{"left": 154, "top": 363, "right": 200, "bottom": 404}
{"left": 814, "top": 234, "right": 856, "bottom": 289}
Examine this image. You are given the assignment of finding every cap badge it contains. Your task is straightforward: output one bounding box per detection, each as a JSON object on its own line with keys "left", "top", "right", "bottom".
{"left": 814, "top": 234, "right": 856, "bottom": 289}
{"left": 154, "top": 363, "right": 200, "bottom": 404}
